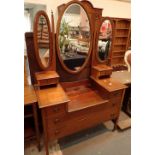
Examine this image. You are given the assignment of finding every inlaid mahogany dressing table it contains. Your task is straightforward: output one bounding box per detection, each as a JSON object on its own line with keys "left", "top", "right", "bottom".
{"left": 25, "top": 1, "right": 127, "bottom": 155}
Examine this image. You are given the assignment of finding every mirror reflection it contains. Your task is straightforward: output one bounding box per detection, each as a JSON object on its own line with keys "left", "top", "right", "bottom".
{"left": 98, "top": 20, "right": 112, "bottom": 61}
{"left": 37, "top": 15, "right": 50, "bottom": 67}
{"left": 59, "top": 4, "right": 90, "bottom": 71}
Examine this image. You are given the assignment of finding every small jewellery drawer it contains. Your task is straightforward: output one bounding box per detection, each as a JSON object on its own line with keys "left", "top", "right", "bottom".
{"left": 38, "top": 79, "right": 48, "bottom": 86}
{"left": 45, "top": 104, "right": 66, "bottom": 118}
{"left": 48, "top": 78, "right": 59, "bottom": 85}
{"left": 100, "top": 71, "right": 105, "bottom": 76}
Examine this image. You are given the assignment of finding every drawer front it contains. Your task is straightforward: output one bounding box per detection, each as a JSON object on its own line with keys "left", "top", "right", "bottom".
{"left": 44, "top": 104, "right": 66, "bottom": 118}
{"left": 100, "top": 71, "right": 105, "bottom": 76}
{"left": 46, "top": 114, "right": 67, "bottom": 127}
{"left": 38, "top": 79, "right": 48, "bottom": 86}
{"left": 110, "top": 90, "right": 123, "bottom": 98}
{"left": 105, "top": 70, "right": 112, "bottom": 75}
{"left": 46, "top": 103, "right": 120, "bottom": 140}
{"left": 48, "top": 78, "right": 59, "bottom": 85}
{"left": 47, "top": 107, "right": 119, "bottom": 140}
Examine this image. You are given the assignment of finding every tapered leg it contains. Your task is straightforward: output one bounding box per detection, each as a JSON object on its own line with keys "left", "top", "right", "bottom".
{"left": 41, "top": 110, "right": 49, "bottom": 155}
{"left": 112, "top": 118, "right": 118, "bottom": 131}
{"left": 45, "top": 138, "right": 49, "bottom": 155}
{"left": 32, "top": 103, "right": 41, "bottom": 151}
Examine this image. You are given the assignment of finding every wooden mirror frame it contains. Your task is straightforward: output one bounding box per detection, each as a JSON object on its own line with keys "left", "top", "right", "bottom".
{"left": 95, "top": 17, "right": 114, "bottom": 65}
{"left": 33, "top": 10, "right": 53, "bottom": 71}
{"left": 56, "top": 0, "right": 93, "bottom": 74}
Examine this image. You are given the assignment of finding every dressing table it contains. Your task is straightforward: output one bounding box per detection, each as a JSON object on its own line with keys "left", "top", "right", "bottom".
{"left": 25, "top": 1, "right": 128, "bottom": 155}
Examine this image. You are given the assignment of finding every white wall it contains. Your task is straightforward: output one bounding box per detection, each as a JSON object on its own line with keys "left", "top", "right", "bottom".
{"left": 24, "top": 0, "right": 131, "bottom": 28}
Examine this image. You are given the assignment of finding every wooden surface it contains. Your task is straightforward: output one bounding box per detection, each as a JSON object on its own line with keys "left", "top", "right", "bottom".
{"left": 111, "top": 70, "right": 131, "bottom": 85}
{"left": 24, "top": 85, "right": 37, "bottom": 105}
{"left": 66, "top": 84, "right": 109, "bottom": 112}
{"left": 91, "top": 64, "right": 113, "bottom": 79}
{"left": 36, "top": 84, "right": 70, "bottom": 108}
{"left": 35, "top": 70, "right": 59, "bottom": 81}
{"left": 92, "top": 64, "right": 112, "bottom": 71}
{"left": 90, "top": 76, "right": 127, "bottom": 92}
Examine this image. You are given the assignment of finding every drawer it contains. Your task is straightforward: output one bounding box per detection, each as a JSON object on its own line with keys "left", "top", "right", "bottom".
{"left": 44, "top": 104, "right": 66, "bottom": 118}
{"left": 110, "top": 90, "right": 123, "bottom": 98}
{"left": 47, "top": 125, "right": 69, "bottom": 140}
{"left": 38, "top": 79, "right": 48, "bottom": 86}
{"left": 48, "top": 78, "right": 59, "bottom": 85}
{"left": 110, "top": 96, "right": 122, "bottom": 106}
{"left": 105, "top": 70, "right": 112, "bottom": 75}
{"left": 47, "top": 106, "right": 119, "bottom": 140}
{"left": 100, "top": 71, "right": 105, "bottom": 76}
{"left": 46, "top": 114, "right": 67, "bottom": 127}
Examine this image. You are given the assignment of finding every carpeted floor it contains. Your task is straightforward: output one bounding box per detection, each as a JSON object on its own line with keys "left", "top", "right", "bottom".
{"left": 60, "top": 122, "right": 131, "bottom": 155}
{"left": 25, "top": 121, "right": 131, "bottom": 155}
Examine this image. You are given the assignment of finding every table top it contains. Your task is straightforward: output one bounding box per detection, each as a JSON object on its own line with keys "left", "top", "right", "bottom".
{"left": 36, "top": 84, "right": 70, "bottom": 108}
{"left": 90, "top": 76, "right": 127, "bottom": 92}
{"left": 24, "top": 85, "right": 37, "bottom": 105}
{"left": 111, "top": 71, "right": 131, "bottom": 85}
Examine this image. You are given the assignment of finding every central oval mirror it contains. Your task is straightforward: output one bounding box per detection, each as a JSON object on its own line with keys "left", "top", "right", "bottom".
{"left": 57, "top": 3, "right": 91, "bottom": 73}
{"left": 33, "top": 11, "right": 52, "bottom": 70}
{"left": 97, "top": 19, "right": 113, "bottom": 62}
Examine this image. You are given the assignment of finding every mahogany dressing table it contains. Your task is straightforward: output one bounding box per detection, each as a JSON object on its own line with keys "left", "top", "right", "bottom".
{"left": 25, "top": 1, "right": 127, "bottom": 155}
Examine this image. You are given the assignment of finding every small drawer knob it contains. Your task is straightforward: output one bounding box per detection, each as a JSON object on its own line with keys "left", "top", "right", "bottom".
{"left": 54, "top": 118, "right": 60, "bottom": 124}
{"left": 53, "top": 107, "right": 59, "bottom": 112}
{"left": 55, "top": 130, "right": 60, "bottom": 135}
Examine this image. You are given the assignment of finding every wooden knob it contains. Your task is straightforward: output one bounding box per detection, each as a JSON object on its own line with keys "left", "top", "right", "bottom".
{"left": 54, "top": 118, "right": 60, "bottom": 124}
{"left": 55, "top": 130, "right": 60, "bottom": 135}
{"left": 53, "top": 107, "right": 59, "bottom": 112}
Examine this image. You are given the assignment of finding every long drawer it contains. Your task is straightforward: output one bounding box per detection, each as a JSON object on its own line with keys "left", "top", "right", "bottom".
{"left": 47, "top": 102, "right": 119, "bottom": 140}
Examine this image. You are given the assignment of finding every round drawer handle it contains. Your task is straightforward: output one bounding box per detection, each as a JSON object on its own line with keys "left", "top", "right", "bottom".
{"left": 54, "top": 118, "right": 60, "bottom": 124}
{"left": 53, "top": 107, "right": 59, "bottom": 112}
{"left": 55, "top": 130, "right": 60, "bottom": 135}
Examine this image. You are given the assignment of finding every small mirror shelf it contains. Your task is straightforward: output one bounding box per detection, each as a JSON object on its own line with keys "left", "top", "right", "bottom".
{"left": 57, "top": 2, "right": 92, "bottom": 74}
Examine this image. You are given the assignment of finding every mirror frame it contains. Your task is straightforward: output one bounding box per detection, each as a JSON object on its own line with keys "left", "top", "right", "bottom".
{"left": 96, "top": 17, "right": 114, "bottom": 64}
{"left": 33, "top": 10, "right": 53, "bottom": 70}
{"left": 56, "top": 1, "right": 93, "bottom": 74}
